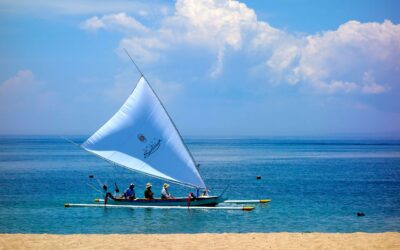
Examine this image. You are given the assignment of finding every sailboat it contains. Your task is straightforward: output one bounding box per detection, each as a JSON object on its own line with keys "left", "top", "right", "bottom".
{"left": 80, "top": 63, "right": 225, "bottom": 207}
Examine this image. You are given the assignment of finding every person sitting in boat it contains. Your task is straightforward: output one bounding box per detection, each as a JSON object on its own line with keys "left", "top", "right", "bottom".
{"left": 161, "top": 183, "right": 173, "bottom": 199}
{"left": 200, "top": 189, "right": 209, "bottom": 197}
{"left": 144, "top": 183, "right": 154, "bottom": 199}
{"left": 124, "top": 183, "right": 135, "bottom": 200}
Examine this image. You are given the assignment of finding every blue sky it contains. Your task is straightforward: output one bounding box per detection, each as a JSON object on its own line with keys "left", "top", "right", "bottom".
{"left": 0, "top": 0, "right": 399, "bottom": 137}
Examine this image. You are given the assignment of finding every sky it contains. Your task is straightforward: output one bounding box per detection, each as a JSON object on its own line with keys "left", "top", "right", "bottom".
{"left": 0, "top": 0, "right": 399, "bottom": 137}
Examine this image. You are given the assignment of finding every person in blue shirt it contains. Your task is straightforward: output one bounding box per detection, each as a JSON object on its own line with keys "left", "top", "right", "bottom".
{"left": 124, "top": 183, "right": 135, "bottom": 200}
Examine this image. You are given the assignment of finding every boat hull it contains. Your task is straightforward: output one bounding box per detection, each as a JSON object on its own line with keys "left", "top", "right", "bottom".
{"left": 108, "top": 196, "right": 224, "bottom": 207}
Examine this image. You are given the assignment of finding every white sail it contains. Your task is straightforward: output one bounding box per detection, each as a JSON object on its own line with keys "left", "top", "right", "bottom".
{"left": 82, "top": 76, "right": 206, "bottom": 189}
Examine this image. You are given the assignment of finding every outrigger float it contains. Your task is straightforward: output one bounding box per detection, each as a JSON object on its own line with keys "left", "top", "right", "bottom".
{"left": 64, "top": 203, "right": 255, "bottom": 211}
{"left": 64, "top": 50, "right": 270, "bottom": 211}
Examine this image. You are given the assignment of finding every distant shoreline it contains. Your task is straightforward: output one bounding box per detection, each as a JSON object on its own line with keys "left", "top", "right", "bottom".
{"left": 1, "top": 232, "right": 399, "bottom": 250}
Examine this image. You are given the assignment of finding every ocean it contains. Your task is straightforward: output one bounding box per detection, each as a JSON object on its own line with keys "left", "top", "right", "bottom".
{"left": 0, "top": 136, "right": 399, "bottom": 234}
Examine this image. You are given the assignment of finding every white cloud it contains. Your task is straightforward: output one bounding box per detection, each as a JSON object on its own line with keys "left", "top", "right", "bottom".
{"left": 0, "top": 70, "right": 53, "bottom": 111}
{"left": 160, "top": 0, "right": 284, "bottom": 76}
{"left": 0, "top": 70, "right": 36, "bottom": 97}
{"left": 362, "top": 82, "right": 387, "bottom": 94}
{"left": 0, "top": 70, "right": 59, "bottom": 112}
{"left": 81, "top": 12, "right": 148, "bottom": 33}
{"left": 0, "top": 70, "right": 61, "bottom": 134}
{"left": 150, "top": 78, "right": 183, "bottom": 103}
{"left": 210, "top": 47, "right": 225, "bottom": 78}
{"left": 138, "top": 10, "right": 148, "bottom": 17}
{"left": 80, "top": 16, "right": 104, "bottom": 30}
{"left": 104, "top": 69, "right": 183, "bottom": 105}
{"left": 81, "top": 0, "right": 284, "bottom": 77}
{"left": 316, "top": 80, "right": 359, "bottom": 94}
{"left": 80, "top": 0, "right": 400, "bottom": 95}
{"left": 361, "top": 72, "right": 388, "bottom": 94}
{"left": 163, "top": 0, "right": 256, "bottom": 49}
{"left": 284, "top": 20, "right": 400, "bottom": 94}
{"left": 118, "top": 37, "right": 167, "bottom": 64}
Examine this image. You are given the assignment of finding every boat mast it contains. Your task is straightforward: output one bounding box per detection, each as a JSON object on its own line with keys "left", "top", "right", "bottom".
{"left": 124, "top": 48, "right": 144, "bottom": 77}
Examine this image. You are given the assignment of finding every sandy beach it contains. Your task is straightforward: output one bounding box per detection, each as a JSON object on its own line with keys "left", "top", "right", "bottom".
{"left": 0, "top": 233, "right": 399, "bottom": 250}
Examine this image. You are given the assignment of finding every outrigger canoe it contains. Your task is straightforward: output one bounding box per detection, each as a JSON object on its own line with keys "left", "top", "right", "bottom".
{"left": 105, "top": 196, "right": 225, "bottom": 207}
{"left": 64, "top": 51, "right": 271, "bottom": 211}
{"left": 70, "top": 50, "right": 225, "bottom": 207}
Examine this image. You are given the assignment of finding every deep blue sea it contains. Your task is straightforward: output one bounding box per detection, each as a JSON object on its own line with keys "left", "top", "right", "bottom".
{"left": 0, "top": 136, "right": 399, "bottom": 234}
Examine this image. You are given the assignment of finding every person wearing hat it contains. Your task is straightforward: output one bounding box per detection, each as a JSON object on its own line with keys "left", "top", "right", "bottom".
{"left": 124, "top": 183, "right": 135, "bottom": 200}
{"left": 144, "top": 183, "right": 154, "bottom": 199}
{"left": 161, "top": 183, "right": 173, "bottom": 199}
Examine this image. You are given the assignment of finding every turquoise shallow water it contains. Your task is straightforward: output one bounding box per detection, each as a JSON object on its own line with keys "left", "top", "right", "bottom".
{"left": 0, "top": 136, "right": 399, "bottom": 233}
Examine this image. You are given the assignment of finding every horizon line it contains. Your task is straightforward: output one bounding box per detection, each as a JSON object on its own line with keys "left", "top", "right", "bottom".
{"left": 1, "top": 133, "right": 400, "bottom": 140}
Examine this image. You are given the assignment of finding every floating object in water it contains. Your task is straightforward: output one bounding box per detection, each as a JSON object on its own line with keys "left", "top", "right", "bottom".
{"left": 89, "top": 175, "right": 94, "bottom": 178}
{"left": 357, "top": 212, "right": 365, "bottom": 216}
{"left": 256, "top": 176, "right": 261, "bottom": 180}
{"left": 64, "top": 203, "right": 254, "bottom": 211}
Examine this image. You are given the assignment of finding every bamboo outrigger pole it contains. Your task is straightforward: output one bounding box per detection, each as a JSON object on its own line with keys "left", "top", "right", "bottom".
{"left": 65, "top": 203, "right": 254, "bottom": 211}
{"left": 224, "top": 199, "right": 271, "bottom": 204}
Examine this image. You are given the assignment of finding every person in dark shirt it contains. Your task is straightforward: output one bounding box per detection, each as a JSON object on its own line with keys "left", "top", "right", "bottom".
{"left": 144, "top": 183, "right": 154, "bottom": 199}
{"left": 124, "top": 183, "right": 135, "bottom": 200}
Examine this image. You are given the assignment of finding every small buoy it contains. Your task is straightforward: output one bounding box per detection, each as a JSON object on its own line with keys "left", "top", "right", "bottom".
{"left": 357, "top": 212, "right": 365, "bottom": 217}
{"left": 89, "top": 175, "right": 94, "bottom": 178}
{"left": 256, "top": 176, "right": 261, "bottom": 180}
